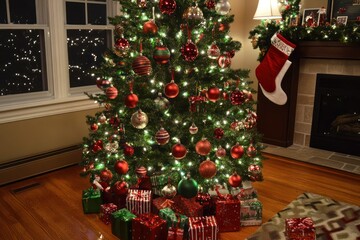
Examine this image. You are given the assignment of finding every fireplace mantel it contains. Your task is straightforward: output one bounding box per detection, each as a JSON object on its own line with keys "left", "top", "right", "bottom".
{"left": 256, "top": 42, "right": 360, "bottom": 147}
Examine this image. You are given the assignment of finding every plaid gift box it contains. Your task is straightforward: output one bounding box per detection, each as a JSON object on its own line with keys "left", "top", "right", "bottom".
{"left": 111, "top": 208, "right": 137, "bottom": 240}
{"left": 215, "top": 195, "right": 240, "bottom": 232}
{"left": 240, "top": 198, "right": 262, "bottom": 226}
{"left": 285, "top": 217, "right": 316, "bottom": 240}
{"left": 132, "top": 213, "right": 168, "bottom": 240}
{"left": 99, "top": 203, "right": 118, "bottom": 225}
{"left": 126, "top": 189, "right": 152, "bottom": 215}
{"left": 82, "top": 188, "right": 102, "bottom": 214}
{"left": 188, "top": 216, "right": 219, "bottom": 240}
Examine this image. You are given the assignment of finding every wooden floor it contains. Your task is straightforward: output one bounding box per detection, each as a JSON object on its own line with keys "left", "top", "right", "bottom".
{"left": 0, "top": 153, "right": 359, "bottom": 240}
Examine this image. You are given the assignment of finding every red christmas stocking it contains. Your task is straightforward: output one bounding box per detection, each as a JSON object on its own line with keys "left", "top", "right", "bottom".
{"left": 255, "top": 32, "right": 296, "bottom": 93}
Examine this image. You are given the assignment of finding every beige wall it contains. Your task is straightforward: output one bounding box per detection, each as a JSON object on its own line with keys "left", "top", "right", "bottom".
{"left": 0, "top": 1, "right": 261, "bottom": 165}
{"left": 229, "top": 0, "right": 261, "bottom": 100}
{"left": 0, "top": 108, "right": 100, "bottom": 164}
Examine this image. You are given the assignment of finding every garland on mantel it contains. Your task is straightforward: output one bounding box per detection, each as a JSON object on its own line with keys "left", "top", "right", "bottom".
{"left": 249, "top": 0, "right": 360, "bottom": 61}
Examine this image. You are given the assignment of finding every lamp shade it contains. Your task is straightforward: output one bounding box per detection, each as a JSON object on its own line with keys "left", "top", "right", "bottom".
{"left": 253, "top": 0, "right": 281, "bottom": 20}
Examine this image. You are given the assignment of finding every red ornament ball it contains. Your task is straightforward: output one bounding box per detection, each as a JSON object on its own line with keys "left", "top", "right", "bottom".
{"left": 181, "top": 39, "right": 199, "bottom": 62}
{"left": 90, "top": 123, "right": 98, "bottom": 131}
{"left": 114, "top": 37, "right": 130, "bottom": 51}
{"left": 172, "top": 143, "right": 187, "bottom": 159}
{"left": 214, "top": 128, "right": 224, "bottom": 139}
{"left": 159, "top": 0, "right": 177, "bottom": 15}
{"left": 153, "top": 45, "right": 171, "bottom": 64}
{"left": 247, "top": 143, "right": 257, "bottom": 157}
{"left": 132, "top": 55, "right": 152, "bottom": 76}
{"left": 164, "top": 81, "right": 179, "bottom": 98}
{"left": 143, "top": 20, "right": 158, "bottom": 35}
{"left": 113, "top": 180, "right": 128, "bottom": 195}
{"left": 125, "top": 93, "right": 139, "bottom": 108}
{"left": 218, "top": 54, "right": 231, "bottom": 68}
{"left": 123, "top": 144, "right": 135, "bottom": 156}
{"left": 207, "top": 42, "right": 220, "bottom": 59}
{"left": 207, "top": 86, "right": 220, "bottom": 102}
{"left": 199, "top": 159, "right": 217, "bottom": 179}
{"left": 136, "top": 166, "right": 147, "bottom": 177}
{"left": 216, "top": 146, "right": 226, "bottom": 158}
{"left": 230, "top": 143, "right": 244, "bottom": 159}
{"left": 106, "top": 86, "right": 118, "bottom": 99}
{"left": 114, "top": 160, "right": 129, "bottom": 174}
{"left": 155, "top": 128, "right": 170, "bottom": 145}
{"left": 92, "top": 140, "right": 103, "bottom": 153}
{"left": 100, "top": 169, "right": 113, "bottom": 182}
{"left": 195, "top": 139, "right": 212, "bottom": 156}
{"left": 205, "top": 0, "right": 216, "bottom": 10}
{"left": 98, "top": 114, "right": 106, "bottom": 123}
{"left": 230, "top": 88, "right": 246, "bottom": 105}
{"left": 228, "top": 173, "right": 242, "bottom": 187}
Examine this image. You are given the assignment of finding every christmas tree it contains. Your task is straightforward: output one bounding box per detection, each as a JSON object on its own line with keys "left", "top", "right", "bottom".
{"left": 81, "top": 0, "right": 264, "bottom": 200}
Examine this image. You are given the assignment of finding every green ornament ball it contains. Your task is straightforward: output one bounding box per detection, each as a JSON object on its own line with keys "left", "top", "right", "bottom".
{"left": 177, "top": 176, "right": 198, "bottom": 198}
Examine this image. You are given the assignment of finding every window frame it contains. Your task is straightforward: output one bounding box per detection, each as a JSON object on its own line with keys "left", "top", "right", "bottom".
{"left": 0, "top": 0, "right": 119, "bottom": 124}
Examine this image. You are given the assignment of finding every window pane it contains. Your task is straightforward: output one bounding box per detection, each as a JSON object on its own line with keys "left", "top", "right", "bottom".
{"left": 67, "top": 29, "right": 108, "bottom": 88}
{"left": 0, "top": 0, "right": 7, "bottom": 23}
{"left": 0, "top": 29, "right": 48, "bottom": 96}
{"left": 66, "top": 2, "right": 85, "bottom": 25}
{"left": 9, "top": 0, "right": 36, "bottom": 24}
{"left": 88, "top": 3, "right": 106, "bottom": 25}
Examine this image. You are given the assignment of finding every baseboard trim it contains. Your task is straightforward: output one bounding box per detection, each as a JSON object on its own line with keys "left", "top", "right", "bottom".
{"left": 0, "top": 146, "right": 82, "bottom": 186}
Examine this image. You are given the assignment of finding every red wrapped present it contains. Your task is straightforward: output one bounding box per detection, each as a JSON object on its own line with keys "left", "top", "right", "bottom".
{"left": 99, "top": 203, "right": 118, "bottom": 225}
{"left": 215, "top": 194, "right": 240, "bottom": 232}
{"left": 195, "top": 192, "right": 216, "bottom": 216}
{"left": 285, "top": 217, "right": 316, "bottom": 240}
{"left": 152, "top": 197, "right": 176, "bottom": 214}
{"left": 173, "top": 195, "right": 203, "bottom": 217}
{"left": 132, "top": 213, "right": 168, "bottom": 240}
{"left": 168, "top": 227, "right": 184, "bottom": 240}
{"left": 113, "top": 194, "right": 127, "bottom": 209}
{"left": 126, "top": 189, "right": 152, "bottom": 215}
{"left": 188, "top": 216, "right": 219, "bottom": 240}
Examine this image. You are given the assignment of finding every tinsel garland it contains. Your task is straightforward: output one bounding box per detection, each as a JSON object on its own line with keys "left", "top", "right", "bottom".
{"left": 249, "top": 0, "right": 360, "bottom": 61}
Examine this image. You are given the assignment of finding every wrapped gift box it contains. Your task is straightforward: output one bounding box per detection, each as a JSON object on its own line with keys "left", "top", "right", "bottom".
{"left": 159, "top": 207, "right": 188, "bottom": 229}
{"left": 100, "top": 203, "right": 118, "bottom": 225}
{"left": 188, "top": 216, "right": 219, "bottom": 240}
{"left": 132, "top": 213, "right": 168, "bottom": 240}
{"left": 168, "top": 227, "right": 184, "bottom": 240}
{"left": 113, "top": 194, "right": 127, "bottom": 210}
{"left": 195, "top": 192, "right": 216, "bottom": 216}
{"left": 240, "top": 198, "right": 262, "bottom": 226}
{"left": 126, "top": 189, "right": 152, "bottom": 215}
{"left": 208, "top": 184, "right": 229, "bottom": 197}
{"left": 82, "top": 188, "right": 102, "bottom": 214}
{"left": 215, "top": 195, "right": 240, "bottom": 232}
{"left": 233, "top": 186, "right": 258, "bottom": 200}
{"left": 111, "top": 208, "right": 137, "bottom": 240}
{"left": 152, "top": 197, "right": 175, "bottom": 215}
{"left": 285, "top": 217, "right": 316, "bottom": 240}
{"left": 173, "top": 195, "right": 203, "bottom": 217}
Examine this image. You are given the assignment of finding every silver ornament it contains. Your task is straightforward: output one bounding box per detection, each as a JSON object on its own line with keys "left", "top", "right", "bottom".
{"left": 131, "top": 109, "right": 149, "bottom": 129}
{"left": 161, "top": 183, "right": 177, "bottom": 198}
{"left": 215, "top": 0, "right": 231, "bottom": 15}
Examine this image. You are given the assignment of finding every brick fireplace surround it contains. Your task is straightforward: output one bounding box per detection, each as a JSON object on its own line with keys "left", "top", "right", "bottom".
{"left": 257, "top": 42, "right": 360, "bottom": 174}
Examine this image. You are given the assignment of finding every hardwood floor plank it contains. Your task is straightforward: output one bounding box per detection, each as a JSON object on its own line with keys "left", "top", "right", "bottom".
{"left": 0, "top": 153, "right": 359, "bottom": 240}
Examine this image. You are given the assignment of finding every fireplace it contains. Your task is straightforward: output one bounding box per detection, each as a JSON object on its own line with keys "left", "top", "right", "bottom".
{"left": 310, "top": 74, "right": 360, "bottom": 156}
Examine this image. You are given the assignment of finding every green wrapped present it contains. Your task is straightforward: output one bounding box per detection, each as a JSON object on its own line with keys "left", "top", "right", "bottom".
{"left": 159, "top": 207, "right": 188, "bottom": 229}
{"left": 111, "top": 208, "right": 137, "bottom": 240}
{"left": 82, "top": 188, "right": 102, "bottom": 214}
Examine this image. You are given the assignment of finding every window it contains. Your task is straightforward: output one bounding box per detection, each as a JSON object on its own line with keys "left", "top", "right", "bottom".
{"left": 0, "top": 0, "right": 48, "bottom": 96}
{"left": 65, "top": 0, "right": 111, "bottom": 88}
{"left": 0, "top": 0, "right": 116, "bottom": 123}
